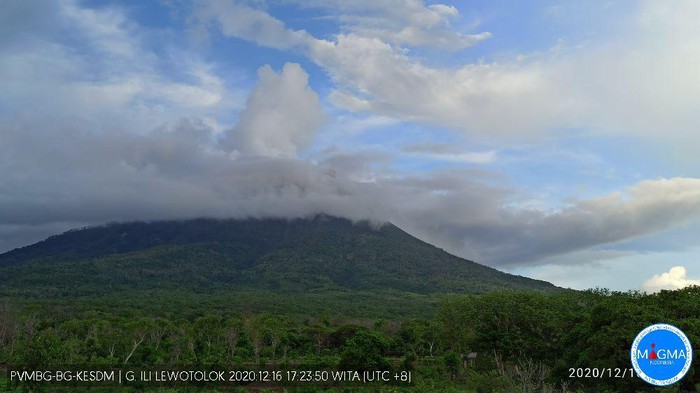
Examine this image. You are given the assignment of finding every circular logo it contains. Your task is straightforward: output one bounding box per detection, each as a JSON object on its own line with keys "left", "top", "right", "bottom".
{"left": 631, "top": 323, "right": 693, "bottom": 386}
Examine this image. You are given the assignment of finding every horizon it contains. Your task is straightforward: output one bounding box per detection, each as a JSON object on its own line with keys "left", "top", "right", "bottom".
{"left": 2, "top": 0, "right": 700, "bottom": 292}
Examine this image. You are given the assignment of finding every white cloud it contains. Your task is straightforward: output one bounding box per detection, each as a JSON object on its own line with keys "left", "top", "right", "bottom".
{"left": 426, "top": 151, "right": 497, "bottom": 164}
{"left": 195, "top": 1, "right": 561, "bottom": 137}
{"left": 335, "top": 0, "right": 700, "bottom": 142}
{"left": 641, "top": 266, "right": 700, "bottom": 293}
{"left": 220, "top": 63, "right": 324, "bottom": 158}
{"left": 198, "top": 0, "right": 700, "bottom": 147}
{"left": 0, "top": 0, "right": 231, "bottom": 134}
{"left": 194, "top": 0, "right": 313, "bottom": 50}
{"left": 402, "top": 143, "right": 497, "bottom": 164}
{"left": 309, "top": 33, "right": 562, "bottom": 137}
{"left": 287, "top": 0, "right": 490, "bottom": 50}
{"left": 60, "top": 0, "right": 141, "bottom": 60}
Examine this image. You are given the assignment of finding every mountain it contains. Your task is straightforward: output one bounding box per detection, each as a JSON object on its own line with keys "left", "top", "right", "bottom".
{"left": 0, "top": 216, "right": 560, "bottom": 317}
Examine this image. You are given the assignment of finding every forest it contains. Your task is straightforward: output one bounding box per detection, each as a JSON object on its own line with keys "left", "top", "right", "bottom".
{"left": 1, "top": 287, "right": 699, "bottom": 392}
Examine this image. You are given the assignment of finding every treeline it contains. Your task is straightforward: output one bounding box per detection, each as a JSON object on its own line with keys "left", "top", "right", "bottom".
{"left": 438, "top": 287, "right": 700, "bottom": 392}
{"left": 2, "top": 287, "right": 700, "bottom": 392}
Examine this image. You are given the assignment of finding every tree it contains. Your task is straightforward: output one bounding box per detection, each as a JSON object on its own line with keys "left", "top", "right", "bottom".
{"left": 0, "top": 301, "right": 17, "bottom": 357}
{"left": 305, "top": 320, "right": 331, "bottom": 356}
{"left": 263, "top": 315, "right": 286, "bottom": 362}
{"left": 338, "top": 331, "right": 390, "bottom": 371}
{"left": 443, "top": 351, "right": 460, "bottom": 380}
{"left": 224, "top": 317, "right": 242, "bottom": 361}
{"left": 194, "top": 315, "right": 224, "bottom": 364}
{"left": 244, "top": 315, "right": 265, "bottom": 363}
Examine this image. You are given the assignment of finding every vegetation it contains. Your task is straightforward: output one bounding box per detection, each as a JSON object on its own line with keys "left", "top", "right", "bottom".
{"left": 1, "top": 288, "right": 699, "bottom": 392}
{"left": 0, "top": 216, "right": 559, "bottom": 328}
{"left": 1, "top": 217, "right": 698, "bottom": 392}
{"left": 0, "top": 216, "right": 559, "bottom": 298}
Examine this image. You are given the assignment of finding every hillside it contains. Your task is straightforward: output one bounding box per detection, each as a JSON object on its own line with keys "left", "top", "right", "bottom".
{"left": 0, "top": 216, "right": 560, "bottom": 317}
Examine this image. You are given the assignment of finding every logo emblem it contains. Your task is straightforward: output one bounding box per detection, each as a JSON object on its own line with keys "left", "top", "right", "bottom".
{"left": 631, "top": 323, "right": 693, "bottom": 386}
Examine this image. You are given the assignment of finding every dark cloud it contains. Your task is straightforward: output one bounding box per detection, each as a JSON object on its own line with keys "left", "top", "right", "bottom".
{"left": 4, "top": 104, "right": 700, "bottom": 266}
{"left": 5, "top": 107, "right": 700, "bottom": 267}
{"left": 317, "top": 148, "right": 393, "bottom": 181}
{"left": 4, "top": 1, "right": 700, "bottom": 271}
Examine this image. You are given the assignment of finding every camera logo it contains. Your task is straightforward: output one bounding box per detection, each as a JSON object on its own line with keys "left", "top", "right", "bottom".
{"left": 631, "top": 323, "right": 693, "bottom": 386}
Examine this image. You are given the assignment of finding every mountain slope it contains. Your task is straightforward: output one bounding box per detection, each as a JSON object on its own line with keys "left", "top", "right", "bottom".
{"left": 0, "top": 216, "right": 558, "bottom": 296}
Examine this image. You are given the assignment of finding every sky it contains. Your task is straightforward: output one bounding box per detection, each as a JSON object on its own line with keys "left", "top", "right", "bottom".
{"left": 2, "top": 0, "right": 700, "bottom": 292}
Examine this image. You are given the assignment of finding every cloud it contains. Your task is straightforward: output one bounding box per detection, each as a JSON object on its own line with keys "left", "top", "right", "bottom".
{"left": 641, "top": 266, "right": 700, "bottom": 293}
{"left": 198, "top": 0, "right": 700, "bottom": 145}
{"left": 5, "top": 0, "right": 700, "bottom": 283}
{"left": 220, "top": 63, "right": 324, "bottom": 158}
{"left": 195, "top": 1, "right": 561, "bottom": 137}
{"left": 317, "top": 148, "right": 393, "bottom": 182}
{"left": 4, "top": 108, "right": 700, "bottom": 268}
{"left": 391, "top": 177, "right": 700, "bottom": 266}
{"left": 194, "top": 0, "right": 314, "bottom": 50}
{"left": 0, "top": 0, "right": 61, "bottom": 46}
{"left": 4, "top": 88, "right": 700, "bottom": 267}
{"left": 293, "top": 0, "right": 491, "bottom": 50}
{"left": 311, "top": 34, "right": 562, "bottom": 137}
{"left": 0, "top": 0, "right": 231, "bottom": 134}
{"left": 402, "top": 143, "right": 464, "bottom": 155}
{"left": 0, "top": 118, "right": 359, "bottom": 226}
{"left": 402, "top": 143, "right": 497, "bottom": 164}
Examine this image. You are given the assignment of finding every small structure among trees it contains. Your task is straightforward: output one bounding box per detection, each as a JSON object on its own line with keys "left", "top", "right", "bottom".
{"left": 464, "top": 352, "right": 477, "bottom": 367}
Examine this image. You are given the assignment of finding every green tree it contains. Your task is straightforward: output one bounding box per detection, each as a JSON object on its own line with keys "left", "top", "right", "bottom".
{"left": 338, "top": 330, "right": 390, "bottom": 371}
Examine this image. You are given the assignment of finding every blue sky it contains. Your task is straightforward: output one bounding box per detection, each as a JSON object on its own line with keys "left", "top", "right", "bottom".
{"left": 2, "top": 0, "right": 700, "bottom": 292}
